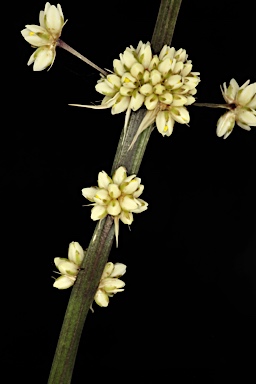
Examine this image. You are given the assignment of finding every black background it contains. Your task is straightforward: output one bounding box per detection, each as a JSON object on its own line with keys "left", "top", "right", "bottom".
{"left": 5, "top": 0, "right": 256, "bottom": 382}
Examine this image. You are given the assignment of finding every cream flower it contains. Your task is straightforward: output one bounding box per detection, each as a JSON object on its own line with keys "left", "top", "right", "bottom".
{"left": 82, "top": 166, "right": 148, "bottom": 247}
{"left": 21, "top": 2, "right": 65, "bottom": 71}
{"left": 92, "top": 262, "right": 126, "bottom": 310}
{"left": 217, "top": 78, "right": 256, "bottom": 139}
{"left": 53, "top": 241, "right": 85, "bottom": 289}
{"left": 69, "top": 41, "right": 200, "bottom": 147}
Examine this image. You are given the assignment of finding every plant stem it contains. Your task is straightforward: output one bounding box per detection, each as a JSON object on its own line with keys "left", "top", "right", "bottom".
{"left": 48, "top": 1, "right": 182, "bottom": 383}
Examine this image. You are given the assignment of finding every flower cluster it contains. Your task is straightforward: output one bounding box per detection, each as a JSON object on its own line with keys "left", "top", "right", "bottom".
{"left": 70, "top": 41, "right": 200, "bottom": 148}
{"left": 92, "top": 262, "right": 126, "bottom": 310}
{"left": 21, "top": 2, "right": 65, "bottom": 71}
{"left": 53, "top": 241, "right": 85, "bottom": 289}
{"left": 217, "top": 78, "right": 256, "bottom": 139}
{"left": 82, "top": 166, "right": 148, "bottom": 246}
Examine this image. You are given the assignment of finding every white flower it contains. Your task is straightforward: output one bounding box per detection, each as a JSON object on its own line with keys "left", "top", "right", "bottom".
{"left": 217, "top": 78, "right": 256, "bottom": 138}
{"left": 68, "top": 241, "right": 85, "bottom": 266}
{"left": 53, "top": 241, "right": 85, "bottom": 289}
{"left": 93, "top": 262, "right": 126, "bottom": 309}
{"left": 69, "top": 41, "right": 200, "bottom": 146}
{"left": 21, "top": 2, "right": 65, "bottom": 71}
{"left": 82, "top": 166, "right": 148, "bottom": 247}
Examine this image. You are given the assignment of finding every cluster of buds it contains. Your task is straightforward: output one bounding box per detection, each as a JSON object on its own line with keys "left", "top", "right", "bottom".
{"left": 53, "top": 241, "right": 85, "bottom": 289}
{"left": 92, "top": 262, "right": 126, "bottom": 310}
{"left": 21, "top": 2, "right": 65, "bottom": 71}
{"left": 82, "top": 166, "right": 148, "bottom": 246}
{"left": 53, "top": 242, "right": 127, "bottom": 310}
{"left": 71, "top": 41, "right": 200, "bottom": 147}
{"left": 217, "top": 79, "right": 256, "bottom": 139}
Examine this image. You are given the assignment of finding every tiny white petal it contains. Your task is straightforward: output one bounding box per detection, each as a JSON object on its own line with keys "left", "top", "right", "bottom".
{"left": 91, "top": 205, "right": 107, "bottom": 220}
{"left": 82, "top": 187, "right": 98, "bottom": 202}
{"left": 111, "top": 96, "right": 130, "bottom": 114}
{"left": 101, "top": 262, "right": 114, "bottom": 280}
{"left": 107, "top": 199, "right": 121, "bottom": 216}
{"left": 68, "top": 242, "right": 84, "bottom": 266}
{"left": 94, "top": 289, "right": 109, "bottom": 307}
{"left": 98, "top": 171, "right": 112, "bottom": 189}
{"left": 120, "top": 195, "right": 139, "bottom": 211}
{"left": 216, "top": 111, "right": 236, "bottom": 138}
{"left": 120, "top": 210, "right": 133, "bottom": 224}
{"left": 53, "top": 275, "right": 76, "bottom": 289}
{"left": 112, "top": 166, "right": 127, "bottom": 185}
{"left": 110, "top": 263, "right": 127, "bottom": 278}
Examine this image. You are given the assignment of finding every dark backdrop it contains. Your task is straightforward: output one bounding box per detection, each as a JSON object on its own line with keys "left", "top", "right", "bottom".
{"left": 5, "top": 0, "right": 256, "bottom": 382}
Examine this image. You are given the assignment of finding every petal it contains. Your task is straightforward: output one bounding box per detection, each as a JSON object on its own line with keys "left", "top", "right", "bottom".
{"left": 237, "top": 109, "right": 256, "bottom": 126}
{"left": 53, "top": 275, "right": 75, "bottom": 289}
{"left": 91, "top": 205, "right": 107, "bottom": 220}
{"left": 45, "top": 4, "right": 63, "bottom": 36}
{"left": 236, "top": 83, "right": 256, "bottom": 106}
{"left": 98, "top": 171, "right": 112, "bottom": 189}
{"left": 144, "top": 94, "right": 159, "bottom": 110}
{"left": 112, "top": 166, "right": 127, "bottom": 185}
{"left": 130, "top": 90, "right": 145, "bottom": 111}
{"left": 110, "top": 263, "right": 127, "bottom": 278}
{"left": 113, "top": 59, "right": 125, "bottom": 76}
{"left": 99, "top": 277, "right": 125, "bottom": 292}
{"left": 81, "top": 187, "right": 98, "bottom": 202}
{"left": 108, "top": 184, "right": 121, "bottom": 199}
{"left": 170, "top": 106, "right": 190, "bottom": 124}
{"left": 216, "top": 111, "right": 235, "bottom": 138}
{"left": 132, "top": 184, "right": 144, "bottom": 198}
{"left": 94, "top": 289, "right": 109, "bottom": 307}
{"left": 156, "top": 111, "right": 174, "bottom": 136}
{"left": 95, "top": 81, "right": 117, "bottom": 97}
{"left": 121, "top": 50, "right": 137, "bottom": 69}
{"left": 107, "top": 199, "right": 121, "bottom": 216}
{"left": 101, "top": 262, "right": 114, "bottom": 280}
{"left": 24, "top": 24, "right": 47, "bottom": 33}
{"left": 119, "top": 210, "right": 133, "bottom": 224}
{"left": 54, "top": 258, "right": 79, "bottom": 276}
{"left": 33, "top": 47, "right": 55, "bottom": 71}
{"left": 130, "top": 62, "right": 144, "bottom": 80}
{"left": 106, "top": 74, "right": 122, "bottom": 89}
{"left": 120, "top": 177, "right": 141, "bottom": 194}
{"left": 111, "top": 95, "right": 130, "bottom": 114}
{"left": 132, "top": 198, "right": 148, "bottom": 213}
{"left": 120, "top": 196, "right": 138, "bottom": 211}
{"left": 68, "top": 242, "right": 84, "bottom": 266}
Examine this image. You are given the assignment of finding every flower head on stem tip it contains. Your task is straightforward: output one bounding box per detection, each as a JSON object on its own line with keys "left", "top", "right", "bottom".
{"left": 21, "top": 2, "right": 66, "bottom": 71}
{"left": 53, "top": 241, "right": 85, "bottom": 289}
{"left": 217, "top": 78, "right": 256, "bottom": 139}
{"left": 91, "top": 262, "right": 127, "bottom": 311}
{"left": 69, "top": 41, "right": 200, "bottom": 148}
{"left": 82, "top": 166, "right": 148, "bottom": 247}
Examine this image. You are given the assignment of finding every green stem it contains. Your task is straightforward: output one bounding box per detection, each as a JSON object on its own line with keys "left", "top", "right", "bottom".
{"left": 48, "top": 1, "right": 182, "bottom": 383}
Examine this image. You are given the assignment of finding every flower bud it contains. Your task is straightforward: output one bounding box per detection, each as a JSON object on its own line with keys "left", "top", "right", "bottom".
{"left": 68, "top": 242, "right": 85, "bottom": 266}
{"left": 112, "top": 166, "right": 127, "bottom": 185}
{"left": 108, "top": 183, "right": 121, "bottom": 199}
{"left": 216, "top": 111, "right": 236, "bottom": 139}
{"left": 107, "top": 199, "right": 121, "bottom": 216}
{"left": 170, "top": 106, "right": 190, "bottom": 124}
{"left": 53, "top": 275, "right": 76, "bottom": 289}
{"left": 54, "top": 258, "right": 79, "bottom": 276}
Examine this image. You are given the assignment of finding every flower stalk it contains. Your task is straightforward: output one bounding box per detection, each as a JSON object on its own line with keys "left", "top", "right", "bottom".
{"left": 47, "top": 1, "right": 182, "bottom": 383}
{"left": 57, "top": 39, "right": 108, "bottom": 76}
